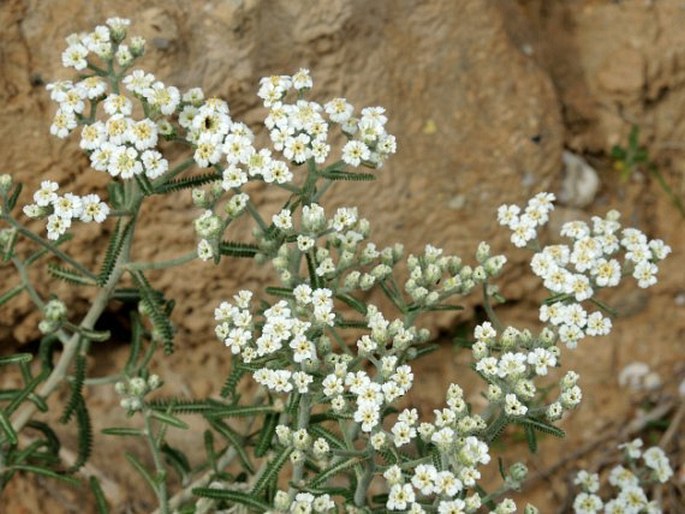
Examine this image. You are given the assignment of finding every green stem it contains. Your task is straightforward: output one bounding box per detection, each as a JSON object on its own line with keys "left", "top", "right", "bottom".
{"left": 152, "top": 158, "right": 196, "bottom": 187}
{"left": 311, "top": 179, "right": 333, "bottom": 203}
{"left": 10, "top": 188, "right": 142, "bottom": 435}
{"left": 353, "top": 447, "right": 375, "bottom": 507}
{"left": 245, "top": 199, "right": 268, "bottom": 232}
{"left": 8, "top": 218, "right": 95, "bottom": 279}
{"left": 144, "top": 408, "right": 169, "bottom": 514}
{"left": 289, "top": 394, "right": 311, "bottom": 493}
{"left": 482, "top": 282, "right": 504, "bottom": 332}
{"left": 11, "top": 256, "right": 45, "bottom": 309}
{"left": 125, "top": 250, "right": 197, "bottom": 271}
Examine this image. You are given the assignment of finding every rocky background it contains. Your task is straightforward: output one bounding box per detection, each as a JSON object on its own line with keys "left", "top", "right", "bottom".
{"left": 1, "top": 0, "right": 684, "bottom": 512}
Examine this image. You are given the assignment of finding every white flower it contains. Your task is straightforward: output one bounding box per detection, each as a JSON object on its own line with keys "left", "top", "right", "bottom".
{"left": 504, "top": 393, "right": 528, "bottom": 416}
{"left": 62, "top": 43, "right": 88, "bottom": 70}
{"left": 33, "top": 181, "right": 59, "bottom": 207}
{"left": 585, "top": 311, "right": 611, "bottom": 336}
{"left": 353, "top": 402, "right": 380, "bottom": 432}
{"left": 144, "top": 81, "right": 181, "bottom": 115}
{"left": 50, "top": 109, "right": 77, "bottom": 139}
{"left": 129, "top": 119, "right": 158, "bottom": 150}
{"left": 141, "top": 150, "right": 168, "bottom": 179}
{"left": 123, "top": 69, "right": 156, "bottom": 95}
{"left": 53, "top": 193, "right": 83, "bottom": 219}
{"left": 411, "top": 464, "right": 437, "bottom": 496}
{"left": 509, "top": 215, "right": 537, "bottom": 247}
{"left": 590, "top": 258, "right": 621, "bottom": 287}
{"left": 341, "top": 140, "right": 370, "bottom": 167}
{"left": 633, "top": 260, "right": 657, "bottom": 288}
{"left": 197, "top": 239, "right": 214, "bottom": 261}
{"left": 292, "top": 68, "right": 313, "bottom": 90}
{"left": 109, "top": 146, "right": 142, "bottom": 179}
{"left": 574, "top": 470, "right": 600, "bottom": 493}
{"left": 283, "top": 134, "right": 311, "bottom": 163}
{"left": 387, "top": 483, "right": 415, "bottom": 511}
{"left": 46, "top": 214, "right": 71, "bottom": 240}
{"left": 272, "top": 209, "right": 293, "bottom": 230}
{"left": 79, "top": 194, "right": 109, "bottom": 223}
{"left": 527, "top": 347, "right": 556, "bottom": 375}
{"left": 80, "top": 122, "right": 107, "bottom": 150}
{"left": 103, "top": 94, "right": 133, "bottom": 116}
{"left": 435, "top": 470, "right": 463, "bottom": 497}
{"left": 324, "top": 98, "right": 354, "bottom": 123}
{"left": 573, "top": 492, "right": 603, "bottom": 514}
{"left": 618, "top": 439, "right": 644, "bottom": 462}
{"left": 391, "top": 421, "right": 416, "bottom": 447}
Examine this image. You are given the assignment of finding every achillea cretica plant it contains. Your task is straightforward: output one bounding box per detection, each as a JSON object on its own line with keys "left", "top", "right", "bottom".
{"left": 0, "top": 18, "right": 674, "bottom": 514}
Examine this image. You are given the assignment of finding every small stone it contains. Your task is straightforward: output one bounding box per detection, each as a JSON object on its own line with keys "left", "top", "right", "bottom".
{"left": 559, "top": 150, "right": 600, "bottom": 208}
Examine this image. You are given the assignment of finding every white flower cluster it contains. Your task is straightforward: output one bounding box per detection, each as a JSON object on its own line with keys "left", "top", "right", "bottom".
{"left": 573, "top": 439, "right": 673, "bottom": 514}
{"left": 497, "top": 192, "right": 556, "bottom": 248}
{"left": 191, "top": 70, "right": 397, "bottom": 263}
{"left": 381, "top": 384, "right": 523, "bottom": 513}
{"left": 214, "top": 286, "right": 337, "bottom": 394}
{"left": 500, "top": 195, "right": 670, "bottom": 349}
{"left": 48, "top": 18, "right": 176, "bottom": 182}
{"left": 22, "top": 180, "right": 109, "bottom": 239}
{"left": 472, "top": 321, "right": 583, "bottom": 422}
{"left": 258, "top": 69, "right": 396, "bottom": 168}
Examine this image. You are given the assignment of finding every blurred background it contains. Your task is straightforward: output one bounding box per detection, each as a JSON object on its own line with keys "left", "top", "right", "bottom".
{"left": 1, "top": 0, "right": 683, "bottom": 511}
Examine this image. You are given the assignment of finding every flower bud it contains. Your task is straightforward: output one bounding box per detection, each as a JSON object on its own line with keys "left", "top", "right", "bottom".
{"left": 44, "top": 299, "right": 67, "bottom": 323}
{"left": 0, "top": 174, "right": 12, "bottom": 194}
{"left": 129, "top": 36, "right": 146, "bottom": 57}
{"left": 476, "top": 241, "right": 491, "bottom": 263}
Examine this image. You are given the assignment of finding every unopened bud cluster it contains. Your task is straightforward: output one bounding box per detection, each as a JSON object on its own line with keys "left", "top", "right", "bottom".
{"left": 114, "top": 374, "right": 161, "bottom": 413}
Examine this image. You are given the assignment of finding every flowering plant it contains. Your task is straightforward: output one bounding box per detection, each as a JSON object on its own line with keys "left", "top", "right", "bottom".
{"left": 0, "top": 18, "right": 674, "bottom": 514}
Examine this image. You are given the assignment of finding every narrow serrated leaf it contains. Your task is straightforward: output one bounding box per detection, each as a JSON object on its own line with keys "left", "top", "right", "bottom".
{"left": 151, "top": 411, "right": 189, "bottom": 430}
{"left": 207, "top": 418, "right": 253, "bottom": 473}
{"left": 7, "top": 183, "right": 23, "bottom": 211}
{"left": 101, "top": 427, "right": 144, "bottom": 437}
{"left": 524, "top": 424, "right": 538, "bottom": 453}
{"left": 311, "top": 457, "right": 362, "bottom": 487}
{"left": 192, "top": 488, "right": 270, "bottom": 511}
{"left": 131, "top": 270, "right": 174, "bottom": 355}
{"left": 319, "top": 170, "right": 376, "bottom": 181}
{"left": 254, "top": 412, "right": 279, "bottom": 458}
{"left": 0, "top": 284, "right": 24, "bottom": 306}
{"left": 0, "top": 410, "right": 18, "bottom": 445}
{"left": 154, "top": 172, "right": 221, "bottom": 194}
{"left": 515, "top": 416, "right": 565, "bottom": 439}
{"left": 203, "top": 405, "right": 276, "bottom": 418}
{"left": 48, "top": 263, "right": 96, "bottom": 286}
{"left": 11, "top": 465, "right": 80, "bottom": 485}
{"left": 60, "top": 353, "right": 87, "bottom": 424}
{"left": 125, "top": 452, "right": 158, "bottom": 493}
{"left": 251, "top": 446, "right": 292, "bottom": 495}
{"left": 265, "top": 286, "right": 294, "bottom": 298}
{"left": 0, "top": 353, "right": 32, "bottom": 366}
{"left": 161, "top": 443, "right": 191, "bottom": 481}
{"left": 90, "top": 476, "right": 110, "bottom": 514}
{"left": 218, "top": 241, "right": 259, "bottom": 258}
{"left": 66, "top": 396, "right": 92, "bottom": 473}
{"left": 335, "top": 293, "right": 367, "bottom": 315}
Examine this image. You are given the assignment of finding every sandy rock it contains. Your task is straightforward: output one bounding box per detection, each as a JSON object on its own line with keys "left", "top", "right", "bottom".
{"left": 0, "top": 0, "right": 563, "bottom": 346}
{"left": 520, "top": 0, "right": 685, "bottom": 153}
